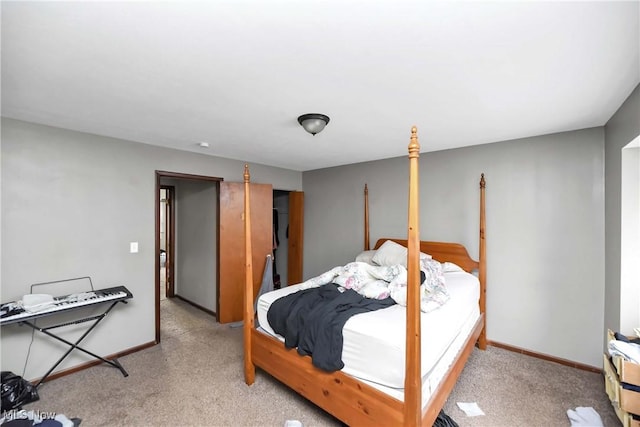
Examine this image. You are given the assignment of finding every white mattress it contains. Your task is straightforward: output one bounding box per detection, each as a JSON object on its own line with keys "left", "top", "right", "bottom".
{"left": 257, "top": 270, "right": 480, "bottom": 391}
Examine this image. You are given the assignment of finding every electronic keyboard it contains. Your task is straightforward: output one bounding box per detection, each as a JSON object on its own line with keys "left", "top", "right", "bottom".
{"left": 0, "top": 286, "right": 133, "bottom": 325}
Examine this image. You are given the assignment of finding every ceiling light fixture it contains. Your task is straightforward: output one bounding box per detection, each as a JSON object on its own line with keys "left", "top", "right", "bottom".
{"left": 297, "top": 113, "right": 330, "bottom": 136}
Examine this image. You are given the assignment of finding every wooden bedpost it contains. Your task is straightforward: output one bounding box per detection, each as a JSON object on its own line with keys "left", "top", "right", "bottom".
{"left": 478, "top": 173, "right": 487, "bottom": 350}
{"left": 243, "top": 164, "right": 256, "bottom": 385}
{"left": 364, "top": 184, "right": 370, "bottom": 251}
{"left": 404, "top": 126, "right": 422, "bottom": 426}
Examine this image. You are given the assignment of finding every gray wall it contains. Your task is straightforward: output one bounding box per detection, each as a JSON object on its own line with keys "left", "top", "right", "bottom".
{"left": 303, "top": 127, "right": 605, "bottom": 367}
{"left": 174, "top": 180, "right": 218, "bottom": 311}
{"left": 0, "top": 118, "right": 301, "bottom": 379}
{"left": 604, "top": 84, "right": 640, "bottom": 336}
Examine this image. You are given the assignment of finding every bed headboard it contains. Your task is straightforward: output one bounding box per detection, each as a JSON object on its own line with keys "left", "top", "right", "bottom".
{"left": 373, "top": 238, "right": 479, "bottom": 273}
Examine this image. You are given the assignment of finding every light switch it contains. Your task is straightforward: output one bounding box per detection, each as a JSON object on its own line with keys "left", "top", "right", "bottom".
{"left": 130, "top": 242, "right": 139, "bottom": 253}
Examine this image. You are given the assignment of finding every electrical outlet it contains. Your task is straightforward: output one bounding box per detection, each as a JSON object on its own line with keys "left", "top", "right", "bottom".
{"left": 130, "top": 242, "right": 139, "bottom": 253}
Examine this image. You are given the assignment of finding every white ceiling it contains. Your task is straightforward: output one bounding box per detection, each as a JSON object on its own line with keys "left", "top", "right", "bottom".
{"left": 2, "top": 1, "right": 639, "bottom": 171}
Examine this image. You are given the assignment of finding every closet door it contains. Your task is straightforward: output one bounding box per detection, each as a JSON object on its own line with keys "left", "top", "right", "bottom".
{"left": 219, "top": 182, "right": 272, "bottom": 323}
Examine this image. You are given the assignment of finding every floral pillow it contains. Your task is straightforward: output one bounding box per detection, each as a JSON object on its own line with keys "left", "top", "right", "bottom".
{"left": 388, "top": 257, "right": 449, "bottom": 312}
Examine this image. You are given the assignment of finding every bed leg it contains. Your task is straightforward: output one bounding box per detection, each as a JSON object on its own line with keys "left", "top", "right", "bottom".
{"left": 244, "top": 360, "right": 255, "bottom": 385}
{"left": 478, "top": 328, "right": 487, "bottom": 350}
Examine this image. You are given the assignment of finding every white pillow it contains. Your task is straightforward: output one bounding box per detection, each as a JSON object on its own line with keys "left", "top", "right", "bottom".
{"left": 355, "top": 250, "right": 377, "bottom": 264}
{"left": 371, "top": 240, "right": 431, "bottom": 267}
{"left": 442, "top": 262, "right": 464, "bottom": 272}
{"left": 371, "top": 240, "right": 407, "bottom": 266}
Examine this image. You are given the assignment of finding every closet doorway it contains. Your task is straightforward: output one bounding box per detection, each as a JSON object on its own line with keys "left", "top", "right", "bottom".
{"left": 217, "top": 187, "right": 304, "bottom": 324}
{"left": 273, "top": 190, "right": 304, "bottom": 287}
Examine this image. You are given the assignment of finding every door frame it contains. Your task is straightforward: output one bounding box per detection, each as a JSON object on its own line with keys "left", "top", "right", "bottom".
{"left": 155, "top": 171, "right": 223, "bottom": 344}
{"left": 160, "top": 185, "right": 176, "bottom": 298}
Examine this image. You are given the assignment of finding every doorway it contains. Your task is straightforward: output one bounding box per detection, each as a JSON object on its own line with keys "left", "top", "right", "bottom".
{"left": 620, "top": 136, "right": 640, "bottom": 332}
{"left": 272, "top": 190, "right": 304, "bottom": 287}
{"left": 155, "top": 171, "right": 222, "bottom": 343}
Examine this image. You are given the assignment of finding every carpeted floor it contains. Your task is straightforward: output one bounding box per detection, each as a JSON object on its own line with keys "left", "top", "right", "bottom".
{"left": 24, "top": 297, "right": 619, "bottom": 426}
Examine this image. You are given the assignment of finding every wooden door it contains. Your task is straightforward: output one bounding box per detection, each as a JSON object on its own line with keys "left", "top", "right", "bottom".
{"left": 219, "top": 181, "right": 272, "bottom": 323}
{"left": 287, "top": 191, "right": 304, "bottom": 285}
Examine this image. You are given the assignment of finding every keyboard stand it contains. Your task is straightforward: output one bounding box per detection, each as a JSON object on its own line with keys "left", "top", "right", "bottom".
{"left": 1, "top": 280, "right": 133, "bottom": 388}
{"left": 23, "top": 299, "right": 129, "bottom": 387}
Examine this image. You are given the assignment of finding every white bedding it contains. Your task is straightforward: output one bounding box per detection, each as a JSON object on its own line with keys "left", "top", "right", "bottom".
{"left": 256, "top": 269, "right": 480, "bottom": 391}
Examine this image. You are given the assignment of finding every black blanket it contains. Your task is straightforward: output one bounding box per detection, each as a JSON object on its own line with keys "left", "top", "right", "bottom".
{"left": 267, "top": 284, "right": 395, "bottom": 372}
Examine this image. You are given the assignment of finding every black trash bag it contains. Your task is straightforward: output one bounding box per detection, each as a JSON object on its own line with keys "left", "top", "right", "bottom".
{"left": 433, "top": 410, "right": 459, "bottom": 427}
{"left": 1, "top": 371, "right": 39, "bottom": 411}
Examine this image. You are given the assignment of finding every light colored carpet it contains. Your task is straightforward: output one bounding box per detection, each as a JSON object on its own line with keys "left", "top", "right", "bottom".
{"left": 443, "top": 345, "right": 619, "bottom": 427}
{"left": 160, "top": 266, "right": 166, "bottom": 301}
{"left": 25, "top": 298, "right": 619, "bottom": 426}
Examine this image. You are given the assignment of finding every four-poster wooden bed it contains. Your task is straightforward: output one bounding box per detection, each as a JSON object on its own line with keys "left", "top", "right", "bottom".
{"left": 242, "top": 127, "right": 487, "bottom": 426}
